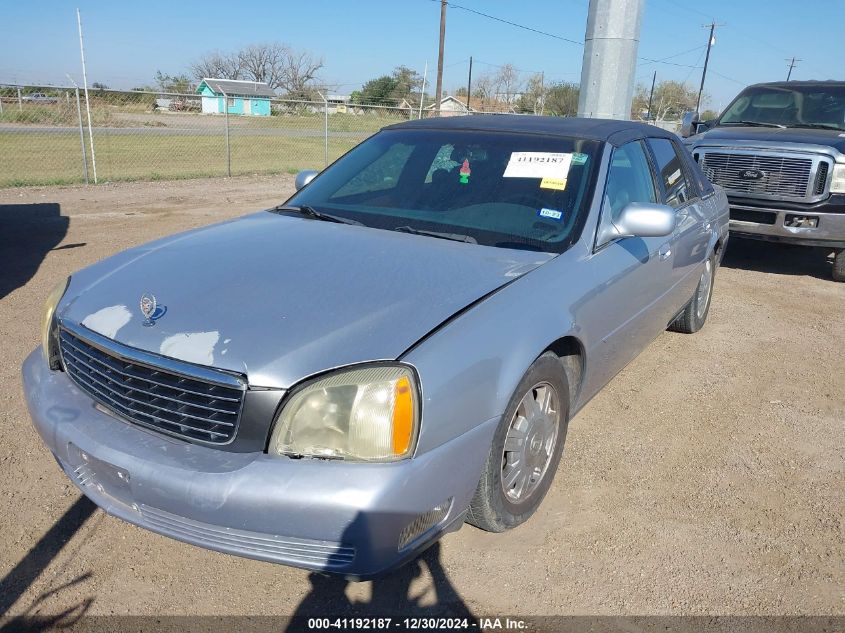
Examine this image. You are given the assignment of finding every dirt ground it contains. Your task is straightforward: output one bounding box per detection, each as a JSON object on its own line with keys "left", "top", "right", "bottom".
{"left": 0, "top": 176, "right": 842, "bottom": 621}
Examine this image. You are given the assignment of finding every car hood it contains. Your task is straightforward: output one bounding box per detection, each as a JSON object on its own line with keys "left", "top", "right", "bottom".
{"left": 689, "top": 125, "right": 845, "bottom": 153}
{"left": 61, "top": 211, "right": 552, "bottom": 388}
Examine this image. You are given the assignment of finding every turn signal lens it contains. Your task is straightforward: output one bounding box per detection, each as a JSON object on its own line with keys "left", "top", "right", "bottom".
{"left": 392, "top": 376, "right": 413, "bottom": 455}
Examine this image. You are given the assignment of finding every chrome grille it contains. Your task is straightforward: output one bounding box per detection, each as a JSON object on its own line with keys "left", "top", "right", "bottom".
{"left": 699, "top": 151, "right": 815, "bottom": 200}
{"left": 814, "top": 162, "right": 829, "bottom": 195}
{"left": 60, "top": 327, "right": 244, "bottom": 444}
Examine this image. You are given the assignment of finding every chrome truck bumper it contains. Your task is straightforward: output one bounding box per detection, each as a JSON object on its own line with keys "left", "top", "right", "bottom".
{"left": 729, "top": 204, "right": 845, "bottom": 249}
{"left": 22, "top": 348, "right": 496, "bottom": 578}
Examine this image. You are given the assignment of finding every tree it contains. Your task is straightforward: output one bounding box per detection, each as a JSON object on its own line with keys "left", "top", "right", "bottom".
{"left": 544, "top": 82, "right": 580, "bottom": 117}
{"left": 494, "top": 63, "right": 522, "bottom": 104}
{"left": 191, "top": 43, "right": 323, "bottom": 97}
{"left": 190, "top": 50, "right": 242, "bottom": 81}
{"left": 354, "top": 75, "right": 398, "bottom": 105}
{"left": 352, "top": 66, "right": 424, "bottom": 106}
{"left": 632, "top": 80, "right": 700, "bottom": 121}
{"left": 155, "top": 71, "right": 193, "bottom": 94}
{"left": 472, "top": 73, "right": 496, "bottom": 108}
{"left": 516, "top": 73, "right": 546, "bottom": 114}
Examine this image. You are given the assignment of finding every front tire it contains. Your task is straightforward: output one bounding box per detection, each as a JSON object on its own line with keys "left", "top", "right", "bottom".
{"left": 466, "top": 353, "right": 570, "bottom": 533}
{"left": 833, "top": 249, "right": 845, "bottom": 282}
{"left": 669, "top": 252, "right": 716, "bottom": 334}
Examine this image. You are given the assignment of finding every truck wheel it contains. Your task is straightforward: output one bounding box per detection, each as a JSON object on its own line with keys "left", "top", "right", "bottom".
{"left": 833, "top": 249, "right": 845, "bottom": 282}
{"left": 466, "top": 353, "right": 570, "bottom": 533}
{"left": 669, "top": 252, "right": 716, "bottom": 334}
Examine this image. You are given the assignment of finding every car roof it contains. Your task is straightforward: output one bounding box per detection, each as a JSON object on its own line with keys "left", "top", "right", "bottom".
{"left": 746, "top": 80, "right": 845, "bottom": 89}
{"left": 383, "top": 114, "right": 680, "bottom": 147}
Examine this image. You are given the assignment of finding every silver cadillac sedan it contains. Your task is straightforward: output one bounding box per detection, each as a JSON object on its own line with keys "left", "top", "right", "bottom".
{"left": 23, "top": 116, "right": 729, "bottom": 577}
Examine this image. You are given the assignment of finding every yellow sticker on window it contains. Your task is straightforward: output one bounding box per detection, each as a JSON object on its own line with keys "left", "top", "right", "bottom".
{"left": 540, "top": 177, "right": 567, "bottom": 191}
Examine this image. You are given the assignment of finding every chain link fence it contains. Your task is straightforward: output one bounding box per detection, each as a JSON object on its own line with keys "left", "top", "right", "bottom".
{"left": 0, "top": 85, "right": 417, "bottom": 188}
{"left": 0, "top": 85, "right": 679, "bottom": 188}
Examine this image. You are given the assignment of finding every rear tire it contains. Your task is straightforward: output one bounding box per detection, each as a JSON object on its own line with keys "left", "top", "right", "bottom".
{"left": 466, "top": 353, "right": 570, "bottom": 533}
{"left": 833, "top": 249, "right": 845, "bottom": 282}
{"left": 669, "top": 252, "right": 716, "bottom": 334}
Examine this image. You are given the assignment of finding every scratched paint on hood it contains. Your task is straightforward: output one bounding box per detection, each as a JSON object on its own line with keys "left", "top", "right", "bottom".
{"left": 159, "top": 331, "right": 220, "bottom": 366}
{"left": 81, "top": 305, "right": 132, "bottom": 339}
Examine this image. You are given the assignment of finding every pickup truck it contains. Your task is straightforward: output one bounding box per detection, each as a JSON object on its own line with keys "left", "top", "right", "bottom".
{"left": 682, "top": 81, "right": 845, "bottom": 281}
{"left": 22, "top": 92, "right": 59, "bottom": 104}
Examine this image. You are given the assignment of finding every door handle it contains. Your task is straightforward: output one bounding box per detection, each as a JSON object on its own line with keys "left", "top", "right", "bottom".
{"left": 658, "top": 244, "right": 672, "bottom": 261}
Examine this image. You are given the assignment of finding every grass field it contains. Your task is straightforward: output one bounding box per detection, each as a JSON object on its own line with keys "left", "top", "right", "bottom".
{"left": 0, "top": 127, "right": 372, "bottom": 187}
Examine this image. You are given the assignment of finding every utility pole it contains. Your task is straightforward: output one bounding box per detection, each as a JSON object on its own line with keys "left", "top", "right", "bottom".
{"left": 696, "top": 21, "right": 724, "bottom": 115}
{"left": 77, "top": 8, "right": 97, "bottom": 184}
{"left": 578, "top": 0, "right": 646, "bottom": 119}
{"left": 646, "top": 70, "right": 656, "bottom": 121}
{"left": 465, "top": 56, "right": 473, "bottom": 112}
{"left": 786, "top": 57, "right": 801, "bottom": 81}
{"left": 418, "top": 61, "right": 428, "bottom": 119}
{"left": 434, "top": 0, "right": 447, "bottom": 116}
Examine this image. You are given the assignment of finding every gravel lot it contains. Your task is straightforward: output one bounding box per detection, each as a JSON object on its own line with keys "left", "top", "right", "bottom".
{"left": 0, "top": 176, "right": 842, "bottom": 622}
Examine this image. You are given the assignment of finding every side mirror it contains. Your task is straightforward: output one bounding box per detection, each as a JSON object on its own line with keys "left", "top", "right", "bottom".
{"left": 294, "top": 170, "right": 319, "bottom": 191}
{"left": 598, "top": 202, "right": 676, "bottom": 245}
{"left": 696, "top": 119, "right": 716, "bottom": 134}
{"left": 680, "top": 111, "right": 700, "bottom": 138}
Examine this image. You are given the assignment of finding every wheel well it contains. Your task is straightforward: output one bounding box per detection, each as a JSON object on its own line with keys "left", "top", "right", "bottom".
{"left": 544, "top": 336, "right": 584, "bottom": 413}
{"left": 714, "top": 237, "right": 725, "bottom": 264}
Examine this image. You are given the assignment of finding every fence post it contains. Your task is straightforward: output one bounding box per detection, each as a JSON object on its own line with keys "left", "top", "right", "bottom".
{"left": 17, "top": 87, "right": 22, "bottom": 111}
{"left": 74, "top": 87, "right": 89, "bottom": 184}
{"left": 222, "top": 89, "right": 231, "bottom": 177}
{"left": 317, "top": 91, "right": 328, "bottom": 168}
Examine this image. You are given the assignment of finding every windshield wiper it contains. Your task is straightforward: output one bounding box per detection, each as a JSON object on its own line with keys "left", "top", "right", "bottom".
{"left": 393, "top": 225, "right": 477, "bottom": 244}
{"left": 720, "top": 120, "right": 786, "bottom": 129}
{"left": 786, "top": 123, "right": 843, "bottom": 131}
{"left": 270, "top": 204, "right": 363, "bottom": 225}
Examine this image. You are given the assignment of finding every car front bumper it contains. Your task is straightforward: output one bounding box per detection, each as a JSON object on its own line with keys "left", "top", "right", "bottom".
{"left": 22, "top": 349, "right": 496, "bottom": 578}
{"left": 728, "top": 200, "right": 845, "bottom": 249}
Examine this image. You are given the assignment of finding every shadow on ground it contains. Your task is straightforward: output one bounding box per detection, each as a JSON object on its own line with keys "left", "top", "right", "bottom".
{"left": 721, "top": 237, "right": 836, "bottom": 280}
{"left": 0, "top": 203, "right": 70, "bottom": 300}
{"left": 0, "top": 495, "right": 96, "bottom": 619}
{"left": 288, "top": 542, "right": 474, "bottom": 627}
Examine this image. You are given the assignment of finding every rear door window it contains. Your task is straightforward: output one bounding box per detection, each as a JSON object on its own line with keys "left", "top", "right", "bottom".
{"left": 647, "top": 138, "right": 694, "bottom": 207}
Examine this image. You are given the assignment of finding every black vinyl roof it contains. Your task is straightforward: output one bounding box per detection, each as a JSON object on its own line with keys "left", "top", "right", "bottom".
{"left": 384, "top": 114, "right": 680, "bottom": 147}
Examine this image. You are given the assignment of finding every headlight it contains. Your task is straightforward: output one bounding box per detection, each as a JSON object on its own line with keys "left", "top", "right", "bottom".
{"left": 268, "top": 364, "right": 419, "bottom": 462}
{"left": 830, "top": 164, "right": 845, "bottom": 194}
{"left": 41, "top": 277, "right": 70, "bottom": 369}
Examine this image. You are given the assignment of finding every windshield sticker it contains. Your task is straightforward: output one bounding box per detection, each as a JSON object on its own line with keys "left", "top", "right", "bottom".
{"left": 538, "top": 208, "right": 563, "bottom": 221}
{"left": 459, "top": 159, "right": 471, "bottom": 184}
{"left": 503, "top": 152, "right": 572, "bottom": 179}
{"left": 571, "top": 152, "right": 588, "bottom": 165}
{"left": 540, "top": 177, "right": 567, "bottom": 191}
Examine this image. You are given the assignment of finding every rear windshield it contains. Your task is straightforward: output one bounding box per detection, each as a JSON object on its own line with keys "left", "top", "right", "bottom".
{"left": 285, "top": 128, "right": 601, "bottom": 253}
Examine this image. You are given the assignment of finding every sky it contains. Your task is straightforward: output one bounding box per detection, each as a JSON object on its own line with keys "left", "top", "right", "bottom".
{"left": 0, "top": 0, "right": 841, "bottom": 111}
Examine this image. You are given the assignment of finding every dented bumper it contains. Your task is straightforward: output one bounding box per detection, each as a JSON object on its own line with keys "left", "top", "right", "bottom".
{"left": 22, "top": 349, "right": 494, "bottom": 577}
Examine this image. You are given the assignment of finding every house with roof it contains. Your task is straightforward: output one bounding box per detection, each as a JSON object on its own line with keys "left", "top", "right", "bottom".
{"left": 424, "top": 95, "right": 475, "bottom": 117}
{"left": 197, "top": 78, "right": 275, "bottom": 116}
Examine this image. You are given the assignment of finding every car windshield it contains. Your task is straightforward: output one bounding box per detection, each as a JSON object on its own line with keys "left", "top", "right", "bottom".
{"left": 283, "top": 128, "right": 601, "bottom": 253}
{"left": 719, "top": 84, "right": 845, "bottom": 130}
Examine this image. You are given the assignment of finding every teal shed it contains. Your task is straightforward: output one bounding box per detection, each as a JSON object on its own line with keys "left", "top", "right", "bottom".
{"left": 197, "top": 78, "right": 275, "bottom": 116}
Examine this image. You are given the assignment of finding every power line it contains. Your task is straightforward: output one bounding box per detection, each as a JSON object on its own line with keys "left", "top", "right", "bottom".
{"left": 431, "top": 0, "right": 584, "bottom": 47}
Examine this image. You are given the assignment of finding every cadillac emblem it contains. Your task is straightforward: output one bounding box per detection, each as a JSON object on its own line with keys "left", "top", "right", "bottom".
{"left": 140, "top": 292, "right": 157, "bottom": 326}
